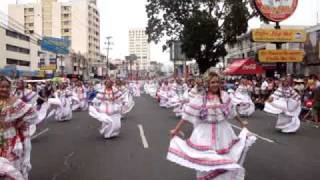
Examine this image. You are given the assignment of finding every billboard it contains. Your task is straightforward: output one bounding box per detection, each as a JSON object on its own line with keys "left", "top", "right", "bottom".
{"left": 41, "top": 37, "right": 70, "bottom": 54}
{"left": 304, "top": 30, "right": 320, "bottom": 65}
{"left": 252, "top": 29, "right": 306, "bottom": 43}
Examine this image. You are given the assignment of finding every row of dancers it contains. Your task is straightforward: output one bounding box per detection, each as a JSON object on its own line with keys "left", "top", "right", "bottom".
{"left": 0, "top": 76, "right": 141, "bottom": 179}
{"left": 144, "top": 73, "right": 301, "bottom": 180}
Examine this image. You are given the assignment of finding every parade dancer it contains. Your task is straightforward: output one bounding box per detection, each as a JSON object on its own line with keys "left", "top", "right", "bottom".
{"left": 147, "top": 80, "right": 158, "bottom": 98}
{"left": 264, "top": 76, "right": 301, "bottom": 133}
{"left": 72, "top": 81, "right": 88, "bottom": 111}
{"left": 0, "top": 157, "right": 24, "bottom": 179}
{"left": 230, "top": 78, "right": 255, "bottom": 117}
{"left": 167, "top": 72, "right": 256, "bottom": 180}
{"left": 89, "top": 80, "right": 122, "bottom": 139}
{"left": 158, "top": 80, "right": 171, "bottom": 108}
{"left": 134, "top": 81, "right": 141, "bottom": 97}
{"left": 172, "top": 79, "right": 187, "bottom": 117}
{"left": 119, "top": 81, "right": 135, "bottom": 115}
{"left": 54, "top": 83, "right": 73, "bottom": 122}
{"left": 0, "top": 76, "right": 38, "bottom": 180}
{"left": 13, "top": 80, "right": 38, "bottom": 107}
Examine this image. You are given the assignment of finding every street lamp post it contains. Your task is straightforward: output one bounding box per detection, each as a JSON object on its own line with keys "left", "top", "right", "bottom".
{"left": 105, "top": 36, "right": 112, "bottom": 77}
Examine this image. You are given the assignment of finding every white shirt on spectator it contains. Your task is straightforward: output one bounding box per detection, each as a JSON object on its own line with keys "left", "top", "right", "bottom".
{"left": 261, "top": 81, "right": 268, "bottom": 91}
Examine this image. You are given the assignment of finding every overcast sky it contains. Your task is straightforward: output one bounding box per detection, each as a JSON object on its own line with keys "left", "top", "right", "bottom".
{"left": 1, "top": 0, "right": 320, "bottom": 65}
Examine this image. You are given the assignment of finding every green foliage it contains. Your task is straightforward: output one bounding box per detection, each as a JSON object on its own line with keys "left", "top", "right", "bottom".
{"left": 146, "top": 0, "right": 260, "bottom": 74}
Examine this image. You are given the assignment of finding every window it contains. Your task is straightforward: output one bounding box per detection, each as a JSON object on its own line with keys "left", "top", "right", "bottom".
{"left": 317, "top": 30, "right": 320, "bottom": 40}
{"left": 63, "top": 14, "right": 70, "bottom": 18}
{"left": 5, "top": 29, "right": 30, "bottom": 41}
{"left": 74, "top": 66, "right": 77, "bottom": 71}
{"left": 25, "top": 8, "right": 33, "bottom": 13}
{"left": 63, "top": 6, "right": 70, "bottom": 11}
{"left": 63, "top": 29, "right": 70, "bottom": 33}
{"left": 19, "top": 60, "right": 30, "bottom": 67}
{"left": 6, "top": 59, "right": 18, "bottom": 65}
{"left": 6, "top": 44, "right": 30, "bottom": 54}
{"left": 6, "top": 58, "right": 30, "bottom": 67}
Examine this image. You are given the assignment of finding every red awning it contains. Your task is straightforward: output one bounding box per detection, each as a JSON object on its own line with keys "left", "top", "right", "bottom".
{"left": 223, "top": 58, "right": 265, "bottom": 75}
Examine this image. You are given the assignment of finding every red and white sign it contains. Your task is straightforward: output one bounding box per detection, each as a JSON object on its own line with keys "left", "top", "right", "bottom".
{"left": 254, "top": 0, "right": 298, "bottom": 22}
{"left": 224, "top": 58, "right": 265, "bottom": 75}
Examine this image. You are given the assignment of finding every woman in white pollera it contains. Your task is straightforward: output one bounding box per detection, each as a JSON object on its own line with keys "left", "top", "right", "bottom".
{"left": 89, "top": 79, "right": 122, "bottom": 139}
{"left": 230, "top": 78, "right": 255, "bottom": 117}
{"left": 167, "top": 72, "right": 256, "bottom": 180}
{"left": 264, "top": 76, "right": 301, "bottom": 133}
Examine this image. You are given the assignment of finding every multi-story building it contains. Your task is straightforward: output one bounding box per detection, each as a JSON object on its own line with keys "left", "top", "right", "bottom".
{"left": 0, "top": 25, "right": 40, "bottom": 74}
{"left": 8, "top": 0, "right": 101, "bottom": 78}
{"left": 128, "top": 28, "right": 150, "bottom": 72}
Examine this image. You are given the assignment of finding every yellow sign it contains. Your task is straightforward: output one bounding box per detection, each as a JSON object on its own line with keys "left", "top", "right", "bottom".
{"left": 40, "top": 65, "right": 56, "bottom": 71}
{"left": 259, "top": 50, "right": 305, "bottom": 63}
{"left": 252, "top": 29, "right": 306, "bottom": 43}
{"left": 36, "top": 70, "right": 45, "bottom": 78}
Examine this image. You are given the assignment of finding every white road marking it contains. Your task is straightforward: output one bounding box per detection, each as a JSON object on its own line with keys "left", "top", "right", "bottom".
{"left": 138, "top": 124, "right": 149, "bottom": 149}
{"left": 231, "top": 125, "right": 275, "bottom": 143}
{"left": 32, "top": 128, "right": 49, "bottom": 140}
{"left": 52, "top": 152, "right": 74, "bottom": 180}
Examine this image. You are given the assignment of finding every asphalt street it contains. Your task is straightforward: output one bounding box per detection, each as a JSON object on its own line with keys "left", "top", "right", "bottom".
{"left": 30, "top": 95, "right": 320, "bottom": 180}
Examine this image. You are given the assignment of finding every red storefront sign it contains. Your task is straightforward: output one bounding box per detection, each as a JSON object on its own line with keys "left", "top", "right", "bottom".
{"left": 224, "top": 58, "right": 265, "bottom": 75}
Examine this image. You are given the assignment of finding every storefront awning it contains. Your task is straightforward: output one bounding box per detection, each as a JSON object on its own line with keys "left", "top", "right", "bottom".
{"left": 223, "top": 58, "right": 265, "bottom": 75}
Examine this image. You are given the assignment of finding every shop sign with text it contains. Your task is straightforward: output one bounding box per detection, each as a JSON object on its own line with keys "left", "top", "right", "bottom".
{"left": 259, "top": 50, "right": 304, "bottom": 62}
{"left": 252, "top": 28, "right": 306, "bottom": 43}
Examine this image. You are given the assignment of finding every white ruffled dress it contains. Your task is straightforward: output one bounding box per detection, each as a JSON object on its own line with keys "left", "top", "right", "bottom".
{"left": 0, "top": 98, "right": 38, "bottom": 180}
{"left": 264, "top": 87, "right": 301, "bottom": 133}
{"left": 54, "top": 89, "right": 73, "bottom": 121}
{"left": 72, "top": 86, "right": 88, "bottom": 111}
{"left": 230, "top": 85, "right": 255, "bottom": 116}
{"left": 172, "top": 85, "right": 187, "bottom": 117}
{"left": 158, "top": 85, "right": 171, "bottom": 108}
{"left": 89, "top": 89, "right": 122, "bottom": 138}
{"left": 119, "top": 87, "right": 135, "bottom": 115}
{"left": 167, "top": 91, "right": 256, "bottom": 180}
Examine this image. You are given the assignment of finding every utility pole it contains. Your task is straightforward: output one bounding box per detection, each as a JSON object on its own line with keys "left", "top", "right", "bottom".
{"left": 104, "top": 36, "right": 112, "bottom": 77}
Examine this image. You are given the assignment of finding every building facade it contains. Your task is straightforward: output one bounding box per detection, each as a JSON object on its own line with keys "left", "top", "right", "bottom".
{"left": 0, "top": 25, "right": 40, "bottom": 73}
{"left": 128, "top": 28, "right": 150, "bottom": 72}
{"left": 8, "top": 0, "right": 101, "bottom": 77}
{"left": 303, "top": 24, "right": 320, "bottom": 75}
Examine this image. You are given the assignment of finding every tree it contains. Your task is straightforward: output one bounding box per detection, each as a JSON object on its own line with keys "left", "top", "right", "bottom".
{"left": 146, "top": 0, "right": 259, "bottom": 74}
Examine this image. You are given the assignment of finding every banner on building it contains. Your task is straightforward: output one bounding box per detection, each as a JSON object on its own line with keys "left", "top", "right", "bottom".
{"left": 252, "top": 29, "right": 306, "bottom": 43}
{"left": 41, "top": 37, "right": 70, "bottom": 54}
{"left": 259, "top": 50, "right": 305, "bottom": 62}
{"left": 40, "top": 65, "right": 57, "bottom": 71}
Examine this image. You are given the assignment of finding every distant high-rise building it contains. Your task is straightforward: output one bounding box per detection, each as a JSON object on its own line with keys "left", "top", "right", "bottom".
{"left": 128, "top": 28, "right": 150, "bottom": 71}
{"left": 8, "top": 0, "right": 101, "bottom": 75}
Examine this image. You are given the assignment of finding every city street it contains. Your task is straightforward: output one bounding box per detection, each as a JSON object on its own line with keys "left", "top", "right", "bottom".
{"left": 30, "top": 95, "right": 320, "bottom": 180}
